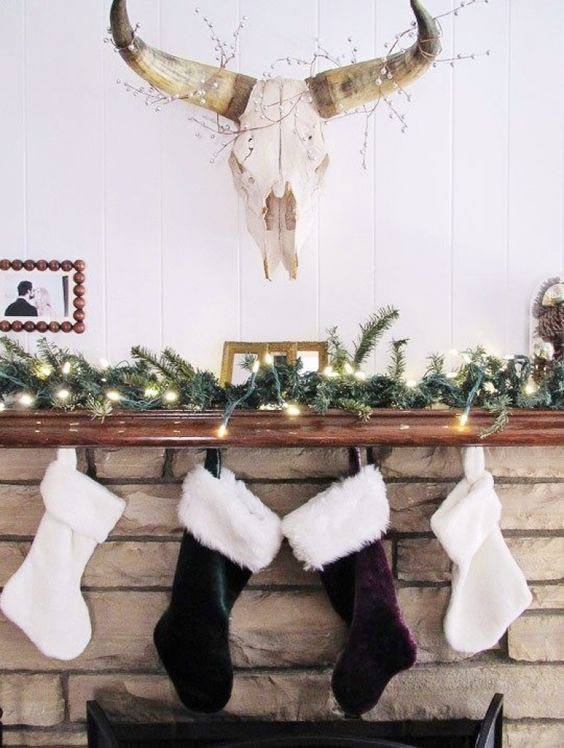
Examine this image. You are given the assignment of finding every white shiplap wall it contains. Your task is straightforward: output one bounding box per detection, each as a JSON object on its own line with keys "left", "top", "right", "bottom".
{"left": 0, "top": 0, "right": 563, "bottom": 377}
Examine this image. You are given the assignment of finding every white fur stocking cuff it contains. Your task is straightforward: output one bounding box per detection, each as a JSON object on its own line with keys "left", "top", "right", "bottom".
{"left": 179, "top": 466, "right": 282, "bottom": 573}
{"left": 282, "top": 465, "right": 390, "bottom": 570}
{"left": 41, "top": 461, "right": 126, "bottom": 543}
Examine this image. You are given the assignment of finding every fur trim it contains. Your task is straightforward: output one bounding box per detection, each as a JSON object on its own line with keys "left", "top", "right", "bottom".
{"left": 41, "top": 461, "right": 126, "bottom": 543}
{"left": 282, "top": 465, "right": 389, "bottom": 570}
{"left": 179, "top": 466, "right": 282, "bottom": 573}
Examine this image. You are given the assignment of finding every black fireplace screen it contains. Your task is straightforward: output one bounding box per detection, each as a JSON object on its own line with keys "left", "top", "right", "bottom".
{"left": 85, "top": 693, "right": 503, "bottom": 748}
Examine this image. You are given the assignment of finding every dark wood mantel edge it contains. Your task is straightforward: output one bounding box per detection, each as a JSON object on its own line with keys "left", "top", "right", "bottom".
{"left": 0, "top": 408, "right": 562, "bottom": 447}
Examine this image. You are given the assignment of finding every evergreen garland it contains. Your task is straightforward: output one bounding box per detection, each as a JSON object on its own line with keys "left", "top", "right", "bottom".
{"left": 0, "top": 307, "right": 562, "bottom": 438}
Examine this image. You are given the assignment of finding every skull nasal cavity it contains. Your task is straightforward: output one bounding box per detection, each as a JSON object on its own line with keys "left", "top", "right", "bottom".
{"left": 265, "top": 186, "right": 297, "bottom": 231}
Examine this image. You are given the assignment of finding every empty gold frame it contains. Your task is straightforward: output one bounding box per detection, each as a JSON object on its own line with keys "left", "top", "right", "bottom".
{"left": 221, "top": 341, "right": 329, "bottom": 385}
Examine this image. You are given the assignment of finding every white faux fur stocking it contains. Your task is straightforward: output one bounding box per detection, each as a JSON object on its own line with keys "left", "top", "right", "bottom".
{"left": 0, "top": 449, "right": 125, "bottom": 660}
{"left": 430, "top": 446, "right": 532, "bottom": 654}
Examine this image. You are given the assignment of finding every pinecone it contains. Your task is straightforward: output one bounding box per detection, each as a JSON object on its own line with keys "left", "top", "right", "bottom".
{"left": 538, "top": 306, "right": 564, "bottom": 342}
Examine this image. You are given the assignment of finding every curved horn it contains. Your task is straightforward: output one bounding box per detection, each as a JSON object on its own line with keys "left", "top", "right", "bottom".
{"left": 307, "top": 0, "right": 441, "bottom": 119}
{"left": 109, "top": 0, "right": 256, "bottom": 123}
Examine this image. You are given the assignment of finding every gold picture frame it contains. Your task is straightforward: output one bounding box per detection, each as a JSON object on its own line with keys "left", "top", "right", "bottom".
{"left": 221, "top": 341, "right": 328, "bottom": 385}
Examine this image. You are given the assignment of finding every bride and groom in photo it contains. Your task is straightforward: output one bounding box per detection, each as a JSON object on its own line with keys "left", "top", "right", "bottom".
{"left": 4, "top": 281, "right": 54, "bottom": 318}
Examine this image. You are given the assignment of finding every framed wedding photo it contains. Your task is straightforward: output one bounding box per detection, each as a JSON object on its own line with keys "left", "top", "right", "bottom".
{"left": 0, "top": 259, "right": 86, "bottom": 334}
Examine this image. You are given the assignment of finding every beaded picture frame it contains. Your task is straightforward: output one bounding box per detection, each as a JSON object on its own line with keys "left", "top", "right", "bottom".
{"left": 0, "top": 259, "right": 86, "bottom": 334}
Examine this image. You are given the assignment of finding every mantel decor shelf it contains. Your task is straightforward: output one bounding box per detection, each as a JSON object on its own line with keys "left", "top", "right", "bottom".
{"left": 0, "top": 409, "right": 562, "bottom": 448}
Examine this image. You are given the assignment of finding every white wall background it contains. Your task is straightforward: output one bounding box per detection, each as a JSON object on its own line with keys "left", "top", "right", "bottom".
{"left": 0, "top": 0, "right": 563, "bottom": 378}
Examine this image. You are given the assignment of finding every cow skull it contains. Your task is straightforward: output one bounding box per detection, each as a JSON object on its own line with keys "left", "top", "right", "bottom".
{"left": 110, "top": 0, "right": 440, "bottom": 279}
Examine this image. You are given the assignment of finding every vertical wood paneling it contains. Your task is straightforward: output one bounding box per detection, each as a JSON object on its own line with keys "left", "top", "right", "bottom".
{"left": 160, "top": 0, "right": 240, "bottom": 369}
{"left": 507, "top": 0, "right": 564, "bottom": 355}
{"left": 238, "top": 0, "right": 320, "bottom": 342}
{"left": 0, "top": 0, "right": 563, "bottom": 373}
{"left": 317, "top": 0, "right": 376, "bottom": 359}
{"left": 25, "top": 0, "right": 105, "bottom": 359}
{"left": 373, "top": 0, "right": 454, "bottom": 378}
{"left": 451, "top": 0, "right": 509, "bottom": 357}
{"left": 103, "top": 0, "right": 163, "bottom": 362}
{"left": 0, "top": 1, "right": 25, "bottom": 256}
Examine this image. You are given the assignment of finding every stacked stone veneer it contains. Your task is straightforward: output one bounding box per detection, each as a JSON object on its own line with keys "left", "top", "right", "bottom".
{"left": 0, "top": 446, "right": 562, "bottom": 747}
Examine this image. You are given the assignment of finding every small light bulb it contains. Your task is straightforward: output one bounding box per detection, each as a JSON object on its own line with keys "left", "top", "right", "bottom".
{"left": 106, "top": 390, "right": 121, "bottom": 402}
{"left": 19, "top": 393, "right": 35, "bottom": 407}
{"left": 406, "top": 379, "right": 417, "bottom": 388}
{"left": 144, "top": 386, "right": 159, "bottom": 398}
{"left": 62, "top": 361, "right": 72, "bottom": 375}
{"left": 252, "top": 359, "right": 260, "bottom": 374}
{"left": 285, "top": 403, "right": 301, "bottom": 416}
{"left": 0, "top": 402, "right": 5, "bottom": 412}
{"left": 56, "top": 388, "right": 71, "bottom": 401}
{"left": 524, "top": 381, "right": 537, "bottom": 396}
{"left": 263, "top": 352, "right": 274, "bottom": 366}
{"left": 459, "top": 412, "right": 469, "bottom": 427}
{"left": 38, "top": 364, "right": 52, "bottom": 378}
{"left": 218, "top": 423, "right": 228, "bottom": 438}
{"left": 163, "top": 390, "right": 179, "bottom": 403}
{"left": 344, "top": 362, "right": 354, "bottom": 375}
{"left": 446, "top": 371, "right": 457, "bottom": 380}
{"left": 99, "top": 358, "right": 110, "bottom": 370}
{"left": 354, "top": 370, "right": 367, "bottom": 381}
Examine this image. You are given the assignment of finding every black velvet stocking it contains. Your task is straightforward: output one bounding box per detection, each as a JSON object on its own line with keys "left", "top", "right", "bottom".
{"left": 320, "top": 448, "right": 417, "bottom": 716}
{"left": 153, "top": 450, "right": 251, "bottom": 713}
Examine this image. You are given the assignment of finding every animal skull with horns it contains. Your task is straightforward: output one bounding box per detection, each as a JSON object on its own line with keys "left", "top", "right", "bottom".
{"left": 110, "top": 0, "right": 440, "bottom": 279}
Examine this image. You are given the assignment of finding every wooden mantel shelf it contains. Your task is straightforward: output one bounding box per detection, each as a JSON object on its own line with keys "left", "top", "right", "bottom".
{"left": 0, "top": 409, "right": 562, "bottom": 448}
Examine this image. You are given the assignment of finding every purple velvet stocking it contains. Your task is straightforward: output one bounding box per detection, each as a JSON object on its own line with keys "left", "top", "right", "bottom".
{"left": 321, "top": 448, "right": 417, "bottom": 716}
{"left": 322, "top": 541, "right": 417, "bottom": 716}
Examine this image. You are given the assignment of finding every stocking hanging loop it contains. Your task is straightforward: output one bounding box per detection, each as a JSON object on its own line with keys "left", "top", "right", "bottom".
{"left": 204, "top": 448, "right": 222, "bottom": 479}
{"left": 462, "top": 445, "right": 486, "bottom": 485}
{"left": 348, "top": 447, "right": 363, "bottom": 477}
{"left": 57, "top": 447, "right": 77, "bottom": 470}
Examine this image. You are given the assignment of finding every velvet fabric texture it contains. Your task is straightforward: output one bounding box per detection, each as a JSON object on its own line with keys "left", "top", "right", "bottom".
{"left": 154, "top": 449, "right": 282, "bottom": 713}
{"left": 323, "top": 541, "right": 417, "bottom": 716}
{"left": 283, "top": 448, "right": 417, "bottom": 716}
{"left": 153, "top": 529, "right": 251, "bottom": 713}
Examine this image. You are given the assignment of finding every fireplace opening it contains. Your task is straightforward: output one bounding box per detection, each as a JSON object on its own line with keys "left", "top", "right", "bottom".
{"left": 85, "top": 693, "right": 503, "bottom": 748}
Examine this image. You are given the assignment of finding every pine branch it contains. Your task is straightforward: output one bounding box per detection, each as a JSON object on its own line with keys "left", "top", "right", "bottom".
{"left": 387, "top": 339, "right": 409, "bottom": 381}
{"left": 241, "top": 354, "right": 258, "bottom": 372}
{"left": 85, "top": 395, "right": 113, "bottom": 420}
{"left": 326, "top": 326, "right": 350, "bottom": 371}
{"left": 425, "top": 353, "right": 445, "bottom": 377}
{"left": 353, "top": 307, "right": 399, "bottom": 365}
{"left": 0, "top": 337, "right": 33, "bottom": 362}
{"left": 161, "top": 348, "right": 195, "bottom": 380}
{"left": 37, "top": 339, "right": 66, "bottom": 370}
{"left": 131, "top": 346, "right": 174, "bottom": 379}
{"left": 480, "top": 397, "right": 511, "bottom": 439}
{"left": 337, "top": 398, "right": 373, "bottom": 422}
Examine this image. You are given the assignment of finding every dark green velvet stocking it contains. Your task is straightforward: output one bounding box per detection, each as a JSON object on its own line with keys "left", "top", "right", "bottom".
{"left": 153, "top": 450, "right": 251, "bottom": 713}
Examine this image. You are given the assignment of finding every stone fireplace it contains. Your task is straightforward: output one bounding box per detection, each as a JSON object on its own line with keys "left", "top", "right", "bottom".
{"left": 0, "top": 445, "right": 562, "bottom": 746}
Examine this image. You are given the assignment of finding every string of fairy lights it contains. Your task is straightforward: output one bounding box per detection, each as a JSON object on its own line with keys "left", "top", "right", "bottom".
{"left": 0, "top": 307, "right": 561, "bottom": 439}
{"left": 108, "top": 0, "right": 493, "bottom": 169}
